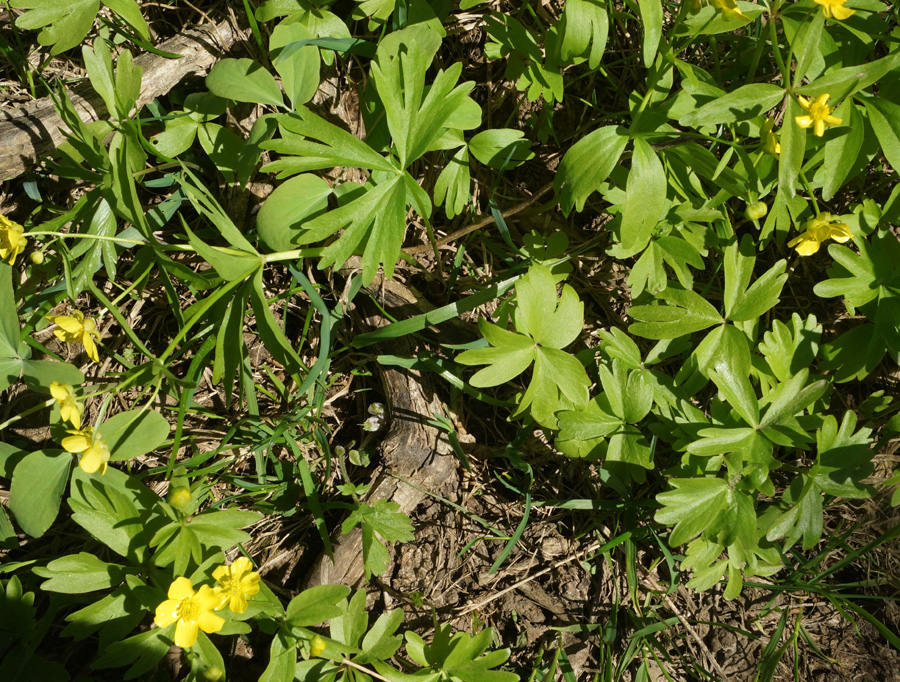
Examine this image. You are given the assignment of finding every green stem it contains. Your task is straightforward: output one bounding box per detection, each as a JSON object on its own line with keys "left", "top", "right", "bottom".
{"left": 27, "top": 232, "right": 149, "bottom": 247}
{"left": 768, "top": 9, "right": 790, "bottom": 87}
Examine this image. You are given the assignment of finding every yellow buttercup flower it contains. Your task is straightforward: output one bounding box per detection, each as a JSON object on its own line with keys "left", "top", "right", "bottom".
{"left": 154, "top": 577, "right": 224, "bottom": 649}
{"left": 795, "top": 94, "right": 842, "bottom": 137}
{"left": 814, "top": 0, "right": 854, "bottom": 20}
{"left": 761, "top": 117, "right": 781, "bottom": 158}
{"left": 787, "top": 213, "right": 852, "bottom": 256}
{"left": 212, "top": 557, "right": 261, "bottom": 613}
{"left": 61, "top": 426, "right": 111, "bottom": 475}
{"left": 310, "top": 635, "right": 326, "bottom": 658}
{"left": 46, "top": 310, "right": 101, "bottom": 362}
{"left": 50, "top": 381, "right": 83, "bottom": 428}
{"left": 711, "top": 0, "right": 747, "bottom": 19}
{"left": 0, "top": 214, "right": 27, "bottom": 265}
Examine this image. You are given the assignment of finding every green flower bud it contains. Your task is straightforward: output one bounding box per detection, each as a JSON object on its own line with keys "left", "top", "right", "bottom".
{"left": 30, "top": 251, "right": 44, "bottom": 265}
{"left": 745, "top": 202, "right": 768, "bottom": 221}
{"left": 310, "top": 635, "right": 326, "bottom": 658}
{"left": 169, "top": 486, "right": 192, "bottom": 511}
{"left": 203, "top": 665, "right": 225, "bottom": 681}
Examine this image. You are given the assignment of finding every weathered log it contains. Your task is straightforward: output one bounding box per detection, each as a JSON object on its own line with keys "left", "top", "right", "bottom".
{"left": 0, "top": 20, "right": 238, "bottom": 181}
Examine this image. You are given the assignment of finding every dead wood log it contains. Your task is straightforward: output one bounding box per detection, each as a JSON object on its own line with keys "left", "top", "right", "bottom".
{"left": 0, "top": 20, "right": 238, "bottom": 181}
{"left": 303, "top": 270, "right": 460, "bottom": 589}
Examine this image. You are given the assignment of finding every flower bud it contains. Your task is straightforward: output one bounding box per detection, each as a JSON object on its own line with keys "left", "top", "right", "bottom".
{"left": 169, "top": 486, "right": 192, "bottom": 511}
{"left": 203, "top": 665, "right": 225, "bottom": 681}
{"left": 745, "top": 202, "right": 768, "bottom": 221}
{"left": 310, "top": 635, "right": 326, "bottom": 657}
{"left": 30, "top": 251, "right": 44, "bottom": 265}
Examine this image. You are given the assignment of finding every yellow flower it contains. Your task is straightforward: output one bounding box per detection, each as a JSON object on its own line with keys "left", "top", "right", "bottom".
{"left": 814, "top": 0, "right": 855, "bottom": 20}
{"left": 212, "top": 557, "right": 261, "bottom": 613}
{"left": 61, "top": 426, "right": 111, "bottom": 475}
{"left": 50, "top": 381, "right": 83, "bottom": 428}
{"left": 787, "top": 213, "right": 852, "bottom": 256}
{"left": 711, "top": 0, "right": 747, "bottom": 19}
{"left": 0, "top": 214, "right": 27, "bottom": 265}
{"left": 761, "top": 117, "right": 781, "bottom": 158}
{"left": 795, "top": 94, "right": 842, "bottom": 137}
{"left": 46, "top": 310, "right": 101, "bottom": 362}
{"left": 154, "top": 577, "right": 224, "bottom": 649}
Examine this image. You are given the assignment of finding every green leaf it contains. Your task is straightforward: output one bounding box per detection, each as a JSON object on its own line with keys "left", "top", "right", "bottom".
{"left": 759, "top": 371, "right": 827, "bottom": 430}
{"left": 62, "top": 575, "right": 149, "bottom": 642}
{"left": 433, "top": 146, "right": 471, "bottom": 219}
{"left": 709, "top": 352, "right": 759, "bottom": 428}
{"left": 796, "top": 50, "right": 900, "bottom": 103}
{"left": 100, "top": 409, "right": 170, "bottom": 462}
{"left": 457, "top": 332, "right": 535, "bottom": 388}
{"left": 758, "top": 313, "right": 822, "bottom": 382}
{"left": 270, "top": 21, "right": 321, "bottom": 109}
{"left": 262, "top": 108, "right": 398, "bottom": 176}
{"left": 371, "top": 27, "right": 475, "bottom": 167}
{"left": 629, "top": 285, "right": 722, "bottom": 340}
{"left": 656, "top": 477, "right": 729, "bottom": 547}
{"left": 183, "top": 223, "right": 260, "bottom": 282}
{"left": 0, "top": 263, "right": 23, "bottom": 358}
{"left": 766, "top": 475, "right": 823, "bottom": 551}
{"left": 103, "top": 0, "right": 151, "bottom": 42}
{"left": 725, "top": 240, "right": 787, "bottom": 322}
{"left": 206, "top": 58, "right": 285, "bottom": 107}
{"left": 8, "top": 450, "right": 71, "bottom": 538}
{"left": 304, "top": 174, "right": 410, "bottom": 282}
{"left": 514, "top": 264, "right": 584, "bottom": 348}
{"left": 468, "top": 129, "right": 533, "bottom": 169}
{"left": 556, "top": 125, "right": 628, "bottom": 214}
{"left": 343, "top": 499, "right": 414, "bottom": 542}
{"left": 184, "top": 509, "right": 262, "bottom": 554}
{"left": 812, "top": 412, "right": 873, "bottom": 498}
{"left": 286, "top": 584, "right": 351, "bottom": 628}
{"left": 639, "top": 0, "right": 662, "bottom": 66}
{"left": 779, "top": 97, "right": 806, "bottom": 197}
{"left": 822, "top": 102, "right": 863, "bottom": 201}
{"left": 12, "top": 0, "right": 99, "bottom": 55}
{"left": 92, "top": 626, "right": 171, "bottom": 677}
{"left": 559, "top": 0, "right": 608, "bottom": 69}
{"left": 863, "top": 96, "right": 900, "bottom": 175}
{"left": 69, "top": 470, "right": 150, "bottom": 561}
{"left": 249, "top": 268, "right": 306, "bottom": 379}
{"left": 33, "top": 552, "right": 129, "bottom": 593}
{"left": 792, "top": 9, "right": 825, "bottom": 87}
{"left": 82, "top": 39, "right": 117, "bottom": 119}
{"left": 619, "top": 137, "right": 667, "bottom": 254}
{"left": 680, "top": 84, "right": 784, "bottom": 128}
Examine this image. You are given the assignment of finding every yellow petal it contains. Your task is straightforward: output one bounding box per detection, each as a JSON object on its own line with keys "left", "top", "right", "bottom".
{"left": 795, "top": 115, "right": 813, "bottom": 129}
{"left": 828, "top": 224, "right": 852, "bottom": 242}
{"left": 174, "top": 619, "right": 200, "bottom": 649}
{"left": 79, "top": 442, "right": 109, "bottom": 475}
{"left": 831, "top": 4, "right": 854, "bottom": 20}
{"left": 228, "top": 593, "right": 249, "bottom": 613}
{"left": 814, "top": 119, "right": 826, "bottom": 137}
{"left": 195, "top": 585, "right": 221, "bottom": 611}
{"left": 231, "top": 557, "right": 254, "bottom": 577}
{"left": 787, "top": 235, "right": 821, "bottom": 256}
{"left": 815, "top": 93, "right": 831, "bottom": 107}
{"left": 50, "top": 381, "right": 71, "bottom": 402}
{"left": 82, "top": 334, "right": 100, "bottom": 362}
{"left": 168, "top": 577, "right": 195, "bottom": 600}
{"left": 48, "top": 315, "right": 85, "bottom": 334}
{"left": 825, "top": 114, "right": 842, "bottom": 126}
{"left": 197, "top": 608, "right": 225, "bottom": 635}
{"left": 62, "top": 433, "right": 91, "bottom": 454}
{"left": 154, "top": 599, "right": 181, "bottom": 627}
{"left": 797, "top": 96, "right": 811, "bottom": 111}
{"left": 212, "top": 565, "right": 230, "bottom": 582}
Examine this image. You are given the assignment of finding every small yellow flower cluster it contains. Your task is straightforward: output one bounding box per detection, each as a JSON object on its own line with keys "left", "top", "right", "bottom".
{"left": 154, "top": 558, "right": 261, "bottom": 649}
{"left": 814, "top": 0, "right": 854, "bottom": 20}
{"left": 0, "top": 214, "right": 27, "bottom": 265}
{"left": 788, "top": 213, "right": 852, "bottom": 256}
{"left": 46, "top": 310, "right": 101, "bottom": 362}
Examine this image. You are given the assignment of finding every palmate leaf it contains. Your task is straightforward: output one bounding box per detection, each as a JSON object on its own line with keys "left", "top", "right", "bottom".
{"left": 558, "top": 0, "right": 608, "bottom": 69}
{"left": 458, "top": 265, "right": 589, "bottom": 427}
{"left": 371, "top": 26, "right": 477, "bottom": 167}
{"left": 342, "top": 500, "right": 413, "bottom": 579}
{"left": 655, "top": 477, "right": 729, "bottom": 547}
